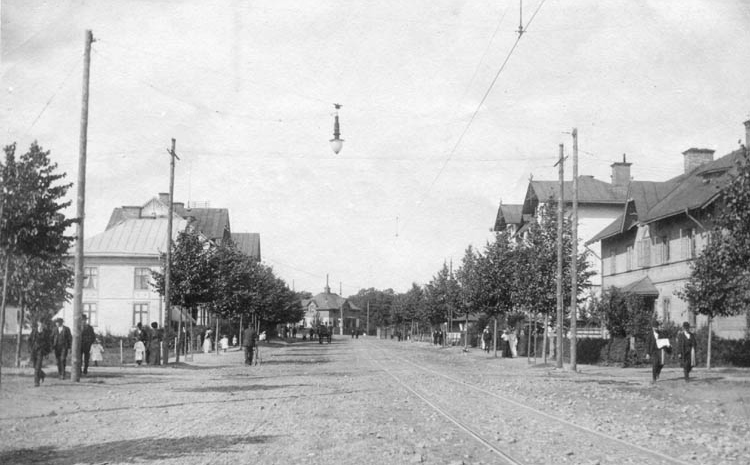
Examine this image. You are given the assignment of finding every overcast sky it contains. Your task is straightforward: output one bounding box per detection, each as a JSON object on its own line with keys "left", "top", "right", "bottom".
{"left": 2, "top": 0, "right": 750, "bottom": 295}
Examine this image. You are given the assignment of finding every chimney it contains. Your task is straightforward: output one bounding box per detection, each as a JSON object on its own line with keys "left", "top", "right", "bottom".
{"left": 682, "top": 148, "right": 714, "bottom": 173}
{"left": 173, "top": 202, "right": 184, "bottom": 212}
{"left": 610, "top": 154, "right": 632, "bottom": 189}
{"left": 158, "top": 192, "right": 170, "bottom": 204}
{"left": 744, "top": 119, "right": 750, "bottom": 149}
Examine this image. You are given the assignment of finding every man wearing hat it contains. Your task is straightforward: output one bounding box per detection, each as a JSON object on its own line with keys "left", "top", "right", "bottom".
{"left": 80, "top": 314, "right": 97, "bottom": 374}
{"left": 645, "top": 320, "right": 667, "bottom": 384}
{"left": 51, "top": 318, "right": 72, "bottom": 379}
{"left": 676, "top": 321, "right": 697, "bottom": 382}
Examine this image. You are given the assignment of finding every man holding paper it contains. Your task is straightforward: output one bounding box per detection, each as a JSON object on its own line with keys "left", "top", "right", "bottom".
{"left": 646, "top": 321, "right": 669, "bottom": 384}
{"left": 677, "top": 321, "right": 697, "bottom": 382}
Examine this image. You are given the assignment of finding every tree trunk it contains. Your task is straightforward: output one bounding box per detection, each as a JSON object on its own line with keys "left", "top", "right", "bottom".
{"left": 14, "top": 295, "right": 24, "bottom": 367}
{"left": 493, "top": 317, "right": 498, "bottom": 358}
{"left": 215, "top": 316, "right": 220, "bottom": 355}
{"left": 0, "top": 253, "right": 11, "bottom": 385}
{"left": 542, "top": 313, "right": 549, "bottom": 364}
{"left": 707, "top": 316, "right": 713, "bottom": 370}
{"left": 175, "top": 307, "right": 182, "bottom": 363}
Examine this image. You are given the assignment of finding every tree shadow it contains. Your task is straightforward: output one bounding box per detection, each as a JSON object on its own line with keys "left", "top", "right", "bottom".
{"left": 0, "top": 434, "right": 276, "bottom": 465}
{"left": 260, "top": 359, "right": 330, "bottom": 365}
{"left": 173, "top": 383, "right": 309, "bottom": 393}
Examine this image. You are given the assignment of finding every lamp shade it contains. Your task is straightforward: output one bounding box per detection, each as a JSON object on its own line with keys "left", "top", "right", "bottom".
{"left": 330, "top": 138, "right": 343, "bottom": 154}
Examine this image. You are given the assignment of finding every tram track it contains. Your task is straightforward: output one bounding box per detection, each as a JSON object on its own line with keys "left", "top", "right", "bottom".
{"left": 363, "top": 341, "right": 692, "bottom": 465}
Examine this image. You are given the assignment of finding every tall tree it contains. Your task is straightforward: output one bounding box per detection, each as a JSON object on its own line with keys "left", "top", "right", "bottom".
{"left": 1, "top": 142, "right": 74, "bottom": 377}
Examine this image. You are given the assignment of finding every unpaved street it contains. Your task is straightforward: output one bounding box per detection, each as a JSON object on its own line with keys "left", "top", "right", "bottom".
{"left": 1, "top": 337, "right": 749, "bottom": 465}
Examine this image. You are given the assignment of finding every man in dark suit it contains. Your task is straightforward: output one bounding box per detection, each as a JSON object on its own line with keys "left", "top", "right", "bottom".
{"left": 645, "top": 321, "right": 666, "bottom": 384}
{"left": 51, "top": 318, "right": 72, "bottom": 379}
{"left": 29, "top": 319, "right": 51, "bottom": 387}
{"left": 81, "top": 314, "right": 96, "bottom": 374}
{"left": 677, "top": 321, "right": 697, "bottom": 382}
{"left": 242, "top": 325, "right": 257, "bottom": 365}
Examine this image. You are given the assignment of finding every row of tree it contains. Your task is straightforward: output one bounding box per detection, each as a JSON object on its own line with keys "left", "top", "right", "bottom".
{"left": 151, "top": 229, "right": 305, "bottom": 334}
{"left": 1, "top": 143, "right": 75, "bottom": 380}
{"left": 349, "top": 203, "right": 594, "bottom": 346}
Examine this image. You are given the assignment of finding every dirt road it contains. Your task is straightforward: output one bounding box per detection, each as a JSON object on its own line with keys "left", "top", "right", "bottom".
{"left": 1, "top": 337, "right": 748, "bottom": 464}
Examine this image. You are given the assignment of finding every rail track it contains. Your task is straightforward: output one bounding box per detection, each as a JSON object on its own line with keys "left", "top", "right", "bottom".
{"left": 362, "top": 341, "right": 692, "bottom": 465}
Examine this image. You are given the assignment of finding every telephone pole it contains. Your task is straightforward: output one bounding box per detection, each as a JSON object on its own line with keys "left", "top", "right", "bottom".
{"left": 164, "top": 138, "right": 179, "bottom": 364}
{"left": 570, "top": 128, "right": 579, "bottom": 371}
{"left": 71, "top": 30, "right": 94, "bottom": 383}
{"left": 555, "top": 143, "right": 565, "bottom": 369}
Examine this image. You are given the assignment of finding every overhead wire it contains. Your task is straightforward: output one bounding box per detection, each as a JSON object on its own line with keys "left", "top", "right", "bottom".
{"left": 399, "top": 0, "right": 548, "bottom": 235}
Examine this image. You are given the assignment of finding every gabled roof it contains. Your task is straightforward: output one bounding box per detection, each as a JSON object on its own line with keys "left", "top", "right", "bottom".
{"left": 231, "top": 233, "right": 261, "bottom": 260}
{"left": 181, "top": 208, "right": 230, "bottom": 244}
{"left": 493, "top": 204, "right": 523, "bottom": 231}
{"left": 310, "top": 292, "right": 347, "bottom": 311}
{"left": 83, "top": 217, "right": 187, "bottom": 257}
{"left": 641, "top": 149, "right": 743, "bottom": 224}
{"left": 523, "top": 176, "right": 626, "bottom": 214}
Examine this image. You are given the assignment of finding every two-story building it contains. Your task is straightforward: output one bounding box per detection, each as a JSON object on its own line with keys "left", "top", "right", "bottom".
{"left": 54, "top": 194, "right": 260, "bottom": 336}
{"left": 300, "top": 282, "right": 362, "bottom": 334}
{"left": 494, "top": 157, "right": 646, "bottom": 296}
{"left": 587, "top": 120, "right": 750, "bottom": 339}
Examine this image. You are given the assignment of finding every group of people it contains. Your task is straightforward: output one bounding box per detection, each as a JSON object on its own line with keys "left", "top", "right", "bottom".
{"left": 28, "top": 315, "right": 104, "bottom": 387}
{"left": 648, "top": 320, "right": 696, "bottom": 384}
{"left": 132, "top": 321, "right": 163, "bottom": 366}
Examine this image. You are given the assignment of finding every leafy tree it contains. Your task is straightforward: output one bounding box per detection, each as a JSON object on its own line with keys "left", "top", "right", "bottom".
{"left": 594, "top": 286, "right": 652, "bottom": 366}
{"left": 679, "top": 147, "right": 750, "bottom": 367}
{"left": 0, "top": 142, "right": 74, "bottom": 376}
{"left": 347, "top": 287, "right": 395, "bottom": 330}
{"left": 424, "top": 262, "right": 460, "bottom": 328}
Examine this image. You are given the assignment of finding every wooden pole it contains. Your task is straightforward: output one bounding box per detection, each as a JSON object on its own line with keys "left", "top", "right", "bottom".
{"left": 0, "top": 255, "right": 9, "bottom": 385}
{"left": 14, "top": 296, "right": 24, "bottom": 367}
{"left": 71, "top": 30, "right": 94, "bottom": 383}
{"left": 555, "top": 143, "right": 565, "bottom": 369}
{"left": 164, "top": 138, "right": 177, "bottom": 365}
{"left": 493, "top": 317, "right": 498, "bottom": 358}
{"left": 570, "top": 128, "right": 579, "bottom": 371}
{"left": 120, "top": 339, "right": 123, "bottom": 365}
{"left": 707, "top": 316, "right": 713, "bottom": 370}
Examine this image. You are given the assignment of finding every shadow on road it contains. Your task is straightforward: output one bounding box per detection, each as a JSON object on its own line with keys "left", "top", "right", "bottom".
{"left": 0, "top": 434, "right": 276, "bottom": 465}
{"left": 173, "top": 383, "right": 309, "bottom": 393}
{"left": 261, "top": 359, "right": 331, "bottom": 365}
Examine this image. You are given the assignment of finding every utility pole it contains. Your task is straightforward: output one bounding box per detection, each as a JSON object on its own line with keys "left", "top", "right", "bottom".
{"left": 71, "top": 30, "right": 94, "bottom": 383}
{"left": 555, "top": 143, "right": 565, "bottom": 369}
{"left": 570, "top": 128, "right": 579, "bottom": 371}
{"left": 164, "top": 138, "right": 179, "bottom": 365}
{"left": 366, "top": 301, "right": 370, "bottom": 336}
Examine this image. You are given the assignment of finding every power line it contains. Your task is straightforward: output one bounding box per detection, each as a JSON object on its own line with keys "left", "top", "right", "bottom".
{"left": 399, "top": 0, "right": 548, "bottom": 235}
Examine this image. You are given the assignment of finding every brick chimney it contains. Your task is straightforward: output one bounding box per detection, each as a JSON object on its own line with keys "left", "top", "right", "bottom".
{"left": 682, "top": 148, "right": 714, "bottom": 173}
{"left": 158, "top": 192, "right": 170, "bottom": 204}
{"left": 611, "top": 154, "right": 632, "bottom": 189}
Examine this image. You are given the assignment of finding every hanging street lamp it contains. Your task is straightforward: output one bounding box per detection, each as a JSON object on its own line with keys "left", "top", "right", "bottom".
{"left": 330, "top": 103, "right": 344, "bottom": 154}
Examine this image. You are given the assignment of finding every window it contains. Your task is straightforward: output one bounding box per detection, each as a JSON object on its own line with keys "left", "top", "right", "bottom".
{"left": 83, "top": 267, "right": 98, "bottom": 289}
{"left": 625, "top": 245, "right": 634, "bottom": 271}
{"left": 83, "top": 303, "right": 97, "bottom": 326}
{"left": 134, "top": 268, "right": 151, "bottom": 290}
{"left": 662, "top": 298, "right": 671, "bottom": 323}
{"left": 609, "top": 250, "right": 617, "bottom": 275}
{"left": 654, "top": 235, "right": 669, "bottom": 265}
{"left": 681, "top": 228, "right": 695, "bottom": 259}
{"left": 133, "top": 303, "right": 149, "bottom": 326}
{"left": 636, "top": 239, "right": 651, "bottom": 267}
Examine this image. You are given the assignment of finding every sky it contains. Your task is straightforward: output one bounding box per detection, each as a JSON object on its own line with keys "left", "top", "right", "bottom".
{"left": 2, "top": 0, "right": 750, "bottom": 295}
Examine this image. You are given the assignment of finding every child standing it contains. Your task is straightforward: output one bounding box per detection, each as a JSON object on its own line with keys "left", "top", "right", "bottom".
{"left": 90, "top": 339, "right": 105, "bottom": 366}
{"left": 134, "top": 340, "right": 146, "bottom": 366}
{"left": 220, "top": 335, "right": 229, "bottom": 353}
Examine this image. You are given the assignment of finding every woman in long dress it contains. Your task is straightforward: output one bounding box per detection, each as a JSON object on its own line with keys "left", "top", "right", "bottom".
{"left": 202, "top": 335, "right": 212, "bottom": 353}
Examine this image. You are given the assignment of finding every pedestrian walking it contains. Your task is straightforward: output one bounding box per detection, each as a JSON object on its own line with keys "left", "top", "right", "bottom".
{"left": 202, "top": 333, "right": 212, "bottom": 354}
{"left": 646, "top": 321, "right": 669, "bottom": 384}
{"left": 134, "top": 340, "right": 146, "bottom": 365}
{"left": 482, "top": 327, "right": 492, "bottom": 353}
{"left": 677, "top": 321, "right": 697, "bottom": 382}
{"left": 232, "top": 335, "right": 238, "bottom": 347}
{"left": 509, "top": 328, "right": 518, "bottom": 358}
{"left": 243, "top": 325, "right": 257, "bottom": 365}
{"left": 29, "top": 319, "right": 51, "bottom": 387}
{"left": 81, "top": 314, "right": 96, "bottom": 374}
{"left": 51, "top": 318, "right": 72, "bottom": 379}
{"left": 90, "top": 339, "right": 104, "bottom": 367}
{"left": 292, "top": 327, "right": 297, "bottom": 339}
{"left": 149, "top": 322, "right": 162, "bottom": 365}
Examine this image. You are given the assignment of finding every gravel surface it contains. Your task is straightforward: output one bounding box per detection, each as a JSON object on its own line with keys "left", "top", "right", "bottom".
{"left": 1, "top": 337, "right": 748, "bottom": 465}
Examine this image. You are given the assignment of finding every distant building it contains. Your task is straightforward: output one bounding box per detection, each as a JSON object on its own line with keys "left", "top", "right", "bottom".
{"left": 301, "top": 282, "right": 362, "bottom": 334}
{"left": 588, "top": 120, "right": 750, "bottom": 338}
{"left": 52, "top": 194, "right": 259, "bottom": 336}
